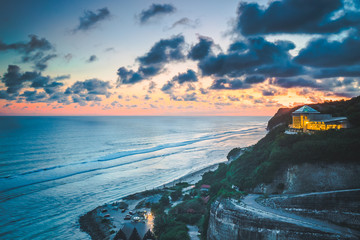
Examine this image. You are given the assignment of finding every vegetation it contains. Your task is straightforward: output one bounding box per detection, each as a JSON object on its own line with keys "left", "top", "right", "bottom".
{"left": 227, "top": 147, "right": 242, "bottom": 160}
{"left": 152, "top": 96, "right": 360, "bottom": 239}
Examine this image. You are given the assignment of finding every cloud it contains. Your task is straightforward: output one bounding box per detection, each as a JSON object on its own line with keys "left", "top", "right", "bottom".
{"left": 20, "top": 90, "right": 47, "bottom": 102}
{"left": 228, "top": 95, "right": 240, "bottom": 101}
{"left": 1, "top": 65, "right": 62, "bottom": 94}
{"left": 188, "top": 36, "right": 214, "bottom": 60}
{"left": 160, "top": 69, "right": 198, "bottom": 93}
{"left": 54, "top": 75, "right": 71, "bottom": 81}
{"left": 199, "top": 88, "right": 209, "bottom": 94}
{"left": 137, "top": 35, "right": 185, "bottom": 65}
{"left": 197, "top": 37, "right": 300, "bottom": 78}
{"left": 64, "top": 53, "right": 73, "bottom": 62}
{"left": 271, "top": 77, "right": 319, "bottom": 88}
{"left": 295, "top": 31, "right": 360, "bottom": 68}
{"left": 313, "top": 66, "right": 360, "bottom": 78}
{"left": 0, "top": 90, "right": 17, "bottom": 100}
{"left": 262, "top": 88, "right": 280, "bottom": 96}
{"left": 148, "top": 81, "right": 157, "bottom": 93}
{"left": 117, "top": 35, "right": 185, "bottom": 85}
{"left": 87, "top": 55, "right": 98, "bottom": 63}
{"left": 172, "top": 69, "right": 198, "bottom": 84}
{"left": 235, "top": 0, "right": 360, "bottom": 35}
{"left": 168, "top": 17, "right": 200, "bottom": 30}
{"left": 244, "top": 75, "right": 265, "bottom": 84}
{"left": 139, "top": 4, "right": 176, "bottom": 24}
{"left": 0, "top": 34, "right": 52, "bottom": 53}
{"left": 161, "top": 80, "right": 175, "bottom": 93}
{"left": 0, "top": 65, "right": 73, "bottom": 103}
{"left": 117, "top": 67, "right": 144, "bottom": 85}
{"left": 0, "top": 35, "right": 56, "bottom": 70}
{"left": 65, "top": 78, "right": 112, "bottom": 96}
{"left": 210, "top": 78, "right": 251, "bottom": 90}
{"left": 170, "top": 92, "right": 198, "bottom": 101}
{"left": 74, "top": 7, "right": 110, "bottom": 32}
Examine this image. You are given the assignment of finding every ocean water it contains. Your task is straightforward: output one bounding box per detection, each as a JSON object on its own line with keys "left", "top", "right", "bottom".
{"left": 0, "top": 116, "right": 269, "bottom": 239}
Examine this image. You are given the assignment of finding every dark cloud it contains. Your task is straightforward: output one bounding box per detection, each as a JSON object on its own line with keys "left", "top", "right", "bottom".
{"left": 0, "top": 35, "right": 56, "bottom": 70}
{"left": 295, "top": 31, "right": 360, "bottom": 68}
{"left": 170, "top": 92, "right": 198, "bottom": 101}
{"left": 2, "top": 65, "right": 26, "bottom": 94}
{"left": 271, "top": 77, "right": 318, "bottom": 88}
{"left": 160, "top": 69, "right": 198, "bottom": 93}
{"left": 188, "top": 36, "right": 214, "bottom": 60}
{"left": 235, "top": 0, "right": 360, "bottom": 35}
{"left": 262, "top": 88, "right": 280, "bottom": 96}
{"left": 148, "top": 81, "right": 157, "bottom": 93}
{"left": 168, "top": 17, "right": 199, "bottom": 30}
{"left": 137, "top": 35, "right": 185, "bottom": 65}
{"left": 74, "top": 7, "right": 110, "bottom": 32}
{"left": 72, "top": 95, "right": 87, "bottom": 106}
{"left": 117, "top": 35, "right": 185, "bottom": 85}
{"left": 20, "top": 90, "right": 47, "bottom": 102}
{"left": 139, "top": 4, "right": 176, "bottom": 24}
{"left": 244, "top": 75, "right": 265, "bottom": 84}
{"left": 25, "top": 53, "right": 57, "bottom": 71}
{"left": 210, "top": 78, "right": 251, "bottom": 90}
{"left": 161, "top": 81, "right": 174, "bottom": 93}
{"left": 0, "top": 34, "right": 52, "bottom": 53}
{"left": 0, "top": 90, "right": 17, "bottom": 100}
{"left": 172, "top": 69, "right": 198, "bottom": 84}
{"left": 198, "top": 37, "right": 300, "bottom": 78}
{"left": 54, "top": 75, "right": 71, "bottom": 81}
{"left": 0, "top": 65, "right": 72, "bottom": 103}
{"left": 228, "top": 41, "right": 247, "bottom": 53}
{"left": 117, "top": 67, "right": 144, "bottom": 85}
{"left": 66, "top": 78, "right": 112, "bottom": 96}
{"left": 87, "top": 55, "right": 98, "bottom": 63}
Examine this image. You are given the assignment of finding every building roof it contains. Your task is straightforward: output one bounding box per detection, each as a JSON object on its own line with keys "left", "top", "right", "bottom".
{"left": 293, "top": 105, "right": 320, "bottom": 114}
{"left": 320, "top": 117, "right": 348, "bottom": 123}
{"left": 201, "top": 184, "right": 211, "bottom": 189}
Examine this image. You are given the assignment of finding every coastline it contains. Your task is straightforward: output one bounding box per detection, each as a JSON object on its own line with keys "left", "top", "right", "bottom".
{"left": 78, "top": 161, "right": 223, "bottom": 239}
{"left": 161, "top": 162, "right": 222, "bottom": 188}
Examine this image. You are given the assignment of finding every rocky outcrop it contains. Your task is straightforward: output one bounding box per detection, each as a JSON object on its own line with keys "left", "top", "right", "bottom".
{"left": 207, "top": 200, "right": 344, "bottom": 240}
{"left": 253, "top": 163, "right": 360, "bottom": 194}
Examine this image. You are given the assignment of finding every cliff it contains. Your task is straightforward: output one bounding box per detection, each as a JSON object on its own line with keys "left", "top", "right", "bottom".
{"left": 203, "top": 96, "right": 360, "bottom": 240}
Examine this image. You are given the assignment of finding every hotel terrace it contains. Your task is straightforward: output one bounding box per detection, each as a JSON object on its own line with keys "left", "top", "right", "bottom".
{"left": 288, "top": 105, "right": 349, "bottom": 133}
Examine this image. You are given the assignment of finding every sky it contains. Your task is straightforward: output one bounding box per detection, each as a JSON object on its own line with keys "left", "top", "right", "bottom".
{"left": 0, "top": 0, "right": 359, "bottom": 116}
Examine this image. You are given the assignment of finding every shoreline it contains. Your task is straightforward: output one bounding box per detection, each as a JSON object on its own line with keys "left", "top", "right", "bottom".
{"left": 78, "top": 147, "right": 247, "bottom": 239}
{"left": 160, "top": 162, "right": 222, "bottom": 188}
{"left": 78, "top": 161, "right": 224, "bottom": 239}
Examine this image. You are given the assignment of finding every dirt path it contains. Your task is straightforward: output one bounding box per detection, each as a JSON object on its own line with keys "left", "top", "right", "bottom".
{"left": 237, "top": 193, "right": 360, "bottom": 239}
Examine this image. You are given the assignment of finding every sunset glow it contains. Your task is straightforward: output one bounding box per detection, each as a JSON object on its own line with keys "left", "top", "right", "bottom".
{"left": 1, "top": 0, "right": 359, "bottom": 116}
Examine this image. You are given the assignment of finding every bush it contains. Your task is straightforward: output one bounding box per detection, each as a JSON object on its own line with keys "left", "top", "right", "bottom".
{"left": 170, "top": 188, "right": 182, "bottom": 202}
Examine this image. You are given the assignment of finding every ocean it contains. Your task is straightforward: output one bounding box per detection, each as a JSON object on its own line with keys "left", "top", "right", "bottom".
{"left": 0, "top": 116, "right": 269, "bottom": 239}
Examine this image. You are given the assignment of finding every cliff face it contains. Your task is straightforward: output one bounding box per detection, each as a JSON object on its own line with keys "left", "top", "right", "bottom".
{"left": 253, "top": 163, "right": 360, "bottom": 194}
{"left": 207, "top": 200, "right": 344, "bottom": 240}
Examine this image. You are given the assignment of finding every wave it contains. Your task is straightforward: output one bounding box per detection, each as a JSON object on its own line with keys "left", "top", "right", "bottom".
{"left": 0, "top": 125, "right": 263, "bottom": 198}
